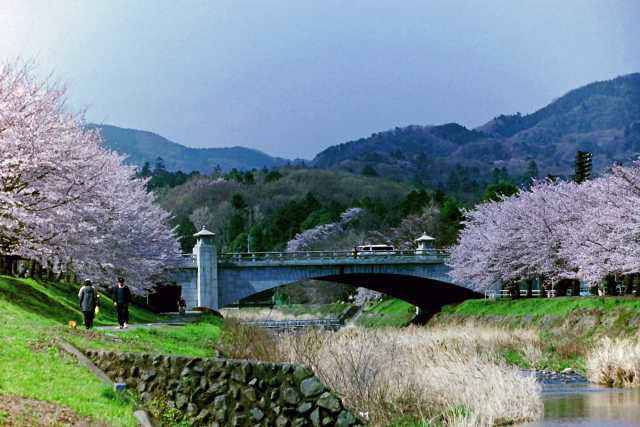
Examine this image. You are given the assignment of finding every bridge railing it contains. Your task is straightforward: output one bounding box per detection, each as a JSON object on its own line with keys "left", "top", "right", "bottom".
{"left": 218, "top": 249, "right": 449, "bottom": 262}
{"left": 243, "top": 318, "right": 343, "bottom": 331}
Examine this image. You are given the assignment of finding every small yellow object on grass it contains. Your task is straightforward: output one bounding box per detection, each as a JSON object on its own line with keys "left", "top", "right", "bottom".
{"left": 95, "top": 306, "right": 100, "bottom": 315}
{"left": 68, "top": 320, "right": 77, "bottom": 329}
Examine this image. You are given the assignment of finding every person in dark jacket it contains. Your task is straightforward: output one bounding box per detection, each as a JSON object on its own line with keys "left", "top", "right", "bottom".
{"left": 112, "top": 276, "right": 132, "bottom": 329}
{"left": 78, "top": 279, "right": 99, "bottom": 329}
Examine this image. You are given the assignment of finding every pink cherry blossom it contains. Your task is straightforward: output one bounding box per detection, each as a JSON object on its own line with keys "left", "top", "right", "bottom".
{"left": 0, "top": 62, "right": 180, "bottom": 290}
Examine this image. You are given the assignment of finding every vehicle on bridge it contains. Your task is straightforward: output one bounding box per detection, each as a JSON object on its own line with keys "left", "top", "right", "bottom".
{"left": 355, "top": 244, "right": 396, "bottom": 256}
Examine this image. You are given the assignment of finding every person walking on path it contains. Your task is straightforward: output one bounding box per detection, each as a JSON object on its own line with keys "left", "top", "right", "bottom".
{"left": 112, "top": 277, "right": 132, "bottom": 329}
{"left": 78, "top": 279, "right": 99, "bottom": 329}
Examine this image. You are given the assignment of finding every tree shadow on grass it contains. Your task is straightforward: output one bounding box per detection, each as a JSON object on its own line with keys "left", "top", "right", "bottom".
{"left": 0, "top": 276, "right": 80, "bottom": 324}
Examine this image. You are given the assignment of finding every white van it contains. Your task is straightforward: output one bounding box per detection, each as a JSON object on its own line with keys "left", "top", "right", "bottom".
{"left": 356, "top": 244, "right": 396, "bottom": 255}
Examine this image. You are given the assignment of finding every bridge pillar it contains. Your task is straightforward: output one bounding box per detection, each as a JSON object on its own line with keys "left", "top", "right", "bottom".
{"left": 192, "top": 227, "right": 219, "bottom": 310}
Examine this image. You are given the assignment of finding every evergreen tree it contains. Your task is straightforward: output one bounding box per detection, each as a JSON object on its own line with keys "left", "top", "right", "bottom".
{"left": 525, "top": 160, "right": 538, "bottom": 181}
{"left": 140, "top": 162, "right": 152, "bottom": 177}
{"left": 265, "top": 170, "right": 283, "bottom": 183}
{"left": 243, "top": 171, "right": 256, "bottom": 185}
{"left": 482, "top": 180, "right": 518, "bottom": 202}
{"left": 211, "top": 164, "right": 222, "bottom": 178}
{"left": 361, "top": 165, "right": 379, "bottom": 177}
{"left": 231, "top": 193, "right": 247, "bottom": 210}
{"left": 154, "top": 156, "right": 166, "bottom": 172}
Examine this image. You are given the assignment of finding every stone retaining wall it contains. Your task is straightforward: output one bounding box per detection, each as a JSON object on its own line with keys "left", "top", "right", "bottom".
{"left": 84, "top": 350, "right": 360, "bottom": 427}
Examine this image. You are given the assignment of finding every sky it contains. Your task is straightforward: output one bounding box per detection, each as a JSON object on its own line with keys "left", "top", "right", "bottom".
{"left": 0, "top": 1, "right": 638, "bottom": 159}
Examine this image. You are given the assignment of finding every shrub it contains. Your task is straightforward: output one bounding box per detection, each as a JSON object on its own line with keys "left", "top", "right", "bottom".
{"left": 214, "top": 318, "right": 281, "bottom": 362}
{"left": 587, "top": 337, "right": 640, "bottom": 387}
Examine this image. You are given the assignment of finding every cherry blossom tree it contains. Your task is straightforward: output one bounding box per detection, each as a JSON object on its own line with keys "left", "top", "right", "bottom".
{"left": 450, "top": 164, "right": 640, "bottom": 293}
{"left": 286, "top": 208, "right": 363, "bottom": 252}
{"left": 367, "top": 203, "right": 441, "bottom": 250}
{"left": 449, "top": 180, "right": 585, "bottom": 291}
{"left": 561, "top": 164, "right": 640, "bottom": 285}
{"left": 0, "top": 62, "right": 180, "bottom": 290}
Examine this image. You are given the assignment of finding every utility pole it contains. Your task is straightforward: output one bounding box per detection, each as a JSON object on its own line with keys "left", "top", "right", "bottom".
{"left": 246, "top": 206, "right": 252, "bottom": 253}
{"left": 575, "top": 151, "right": 592, "bottom": 184}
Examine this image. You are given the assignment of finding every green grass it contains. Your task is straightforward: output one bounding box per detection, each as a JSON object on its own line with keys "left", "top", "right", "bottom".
{"left": 356, "top": 298, "right": 416, "bottom": 328}
{"left": 442, "top": 296, "right": 640, "bottom": 318}
{"left": 0, "top": 275, "right": 159, "bottom": 326}
{"left": 501, "top": 348, "right": 531, "bottom": 369}
{"left": 68, "top": 315, "right": 223, "bottom": 357}
{"left": 0, "top": 275, "right": 223, "bottom": 426}
{"left": 0, "top": 275, "right": 151, "bottom": 426}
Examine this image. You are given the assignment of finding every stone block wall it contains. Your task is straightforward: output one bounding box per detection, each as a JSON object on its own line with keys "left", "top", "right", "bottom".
{"left": 84, "top": 350, "right": 360, "bottom": 427}
{"left": 172, "top": 268, "right": 198, "bottom": 310}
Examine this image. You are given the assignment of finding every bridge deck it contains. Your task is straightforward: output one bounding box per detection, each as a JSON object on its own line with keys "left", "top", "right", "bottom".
{"left": 179, "top": 250, "right": 448, "bottom": 268}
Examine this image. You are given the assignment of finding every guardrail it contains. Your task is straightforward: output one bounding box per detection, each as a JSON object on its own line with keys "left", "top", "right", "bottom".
{"left": 218, "top": 249, "right": 449, "bottom": 262}
{"left": 484, "top": 289, "right": 546, "bottom": 299}
{"left": 243, "top": 318, "right": 343, "bottom": 331}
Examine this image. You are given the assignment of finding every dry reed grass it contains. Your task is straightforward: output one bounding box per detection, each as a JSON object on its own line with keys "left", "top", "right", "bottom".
{"left": 587, "top": 337, "right": 640, "bottom": 387}
{"left": 214, "top": 318, "right": 282, "bottom": 362}
{"left": 278, "top": 325, "right": 543, "bottom": 426}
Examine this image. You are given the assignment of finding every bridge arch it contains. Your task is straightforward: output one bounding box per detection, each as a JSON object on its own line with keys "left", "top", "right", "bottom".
{"left": 232, "top": 273, "right": 480, "bottom": 315}
{"left": 217, "top": 262, "right": 480, "bottom": 312}
{"left": 171, "top": 229, "right": 481, "bottom": 312}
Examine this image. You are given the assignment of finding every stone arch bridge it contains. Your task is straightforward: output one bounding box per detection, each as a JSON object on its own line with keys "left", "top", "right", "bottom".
{"left": 171, "top": 229, "right": 480, "bottom": 312}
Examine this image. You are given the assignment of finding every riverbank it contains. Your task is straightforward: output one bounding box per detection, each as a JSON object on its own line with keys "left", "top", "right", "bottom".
{"left": 0, "top": 275, "right": 163, "bottom": 426}
{"left": 433, "top": 297, "right": 640, "bottom": 373}
{"left": 5, "top": 275, "right": 639, "bottom": 427}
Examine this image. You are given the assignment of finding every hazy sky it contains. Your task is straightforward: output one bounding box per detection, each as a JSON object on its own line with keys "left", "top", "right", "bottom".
{"left": 1, "top": 1, "right": 638, "bottom": 158}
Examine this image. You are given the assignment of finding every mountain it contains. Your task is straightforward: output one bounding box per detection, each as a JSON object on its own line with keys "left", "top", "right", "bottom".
{"left": 90, "top": 124, "right": 290, "bottom": 173}
{"left": 313, "top": 73, "right": 640, "bottom": 189}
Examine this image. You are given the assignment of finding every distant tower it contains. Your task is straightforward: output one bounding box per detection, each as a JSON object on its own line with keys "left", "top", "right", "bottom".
{"left": 574, "top": 151, "right": 592, "bottom": 184}
{"left": 192, "top": 227, "right": 218, "bottom": 309}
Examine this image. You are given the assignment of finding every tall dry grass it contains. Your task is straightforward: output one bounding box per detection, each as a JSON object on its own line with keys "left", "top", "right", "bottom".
{"left": 215, "top": 322, "right": 543, "bottom": 425}
{"left": 277, "top": 325, "right": 543, "bottom": 426}
{"left": 587, "top": 337, "right": 640, "bottom": 387}
{"left": 214, "top": 318, "right": 282, "bottom": 362}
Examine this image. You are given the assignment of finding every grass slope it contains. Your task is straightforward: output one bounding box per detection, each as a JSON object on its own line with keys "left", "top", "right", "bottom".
{"left": 437, "top": 296, "right": 640, "bottom": 373}
{"left": 0, "top": 276, "right": 149, "bottom": 426}
{"left": 442, "top": 296, "right": 640, "bottom": 318}
{"left": 356, "top": 298, "right": 416, "bottom": 328}
{"left": 0, "top": 275, "right": 222, "bottom": 426}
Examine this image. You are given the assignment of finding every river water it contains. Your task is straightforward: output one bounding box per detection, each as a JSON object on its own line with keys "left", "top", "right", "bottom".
{"left": 521, "top": 382, "right": 640, "bottom": 426}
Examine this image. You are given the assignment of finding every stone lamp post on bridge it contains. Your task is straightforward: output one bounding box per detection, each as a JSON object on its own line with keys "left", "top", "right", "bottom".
{"left": 415, "top": 233, "right": 436, "bottom": 255}
{"left": 192, "top": 226, "right": 219, "bottom": 309}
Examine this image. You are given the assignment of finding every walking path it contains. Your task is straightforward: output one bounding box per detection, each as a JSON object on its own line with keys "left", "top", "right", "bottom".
{"left": 94, "top": 312, "right": 203, "bottom": 331}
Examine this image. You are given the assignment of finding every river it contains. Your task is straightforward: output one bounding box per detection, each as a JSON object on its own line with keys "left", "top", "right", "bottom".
{"left": 521, "top": 382, "right": 640, "bottom": 426}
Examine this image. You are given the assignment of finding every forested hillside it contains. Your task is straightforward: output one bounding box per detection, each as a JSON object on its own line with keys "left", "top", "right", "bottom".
{"left": 152, "top": 167, "right": 465, "bottom": 253}
{"left": 313, "top": 73, "right": 640, "bottom": 194}
{"left": 96, "top": 74, "right": 640, "bottom": 200}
